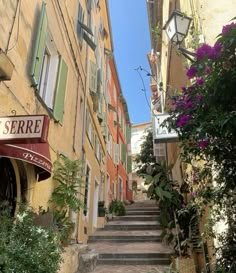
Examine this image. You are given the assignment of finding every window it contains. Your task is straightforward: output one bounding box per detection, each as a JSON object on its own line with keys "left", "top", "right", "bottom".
{"left": 39, "top": 32, "right": 59, "bottom": 109}
{"left": 89, "top": 60, "right": 97, "bottom": 93}
{"left": 94, "top": 0, "right": 100, "bottom": 9}
{"left": 76, "top": 3, "right": 96, "bottom": 51}
{"left": 30, "top": 3, "right": 68, "bottom": 124}
{"left": 77, "top": 3, "right": 85, "bottom": 42}
{"left": 114, "top": 143, "right": 120, "bottom": 165}
{"left": 86, "top": 110, "right": 94, "bottom": 145}
{"left": 107, "top": 132, "right": 112, "bottom": 156}
{"left": 95, "top": 135, "right": 101, "bottom": 163}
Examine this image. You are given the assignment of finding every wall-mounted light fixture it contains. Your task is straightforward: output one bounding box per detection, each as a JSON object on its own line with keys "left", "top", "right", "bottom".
{"left": 163, "top": 10, "right": 195, "bottom": 61}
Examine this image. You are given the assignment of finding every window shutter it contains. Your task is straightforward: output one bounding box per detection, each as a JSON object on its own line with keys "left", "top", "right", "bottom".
{"left": 53, "top": 57, "right": 68, "bottom": 124}
{"left": 114, "top": 144, "right": 119, "bottom": 165}
{"left": 127, "top": 155, "right": 132, "bottom": 173}
{"left": 126, "top": 126, "right": 131, "bottom": 144}
{"left": 77, "top": 3, "right": 84, "bottom": 41}
{"left": 30, "top": 2, "right": 47, "bottom": 87}
{"left": 89, "top": 60, "right": 97, "bottom": 93}
{"left": 121, "top": 143, "right": 126, "bottom": 163}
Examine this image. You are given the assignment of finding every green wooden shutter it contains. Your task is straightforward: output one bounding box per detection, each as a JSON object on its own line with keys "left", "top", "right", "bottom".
{"left": 89, "top": 60, "right": 97, "bottom": 93}
{"left": 53, "top": 57, "right": 68, "bottom": 124}
{"left": 126, "top": 126, "right": 131, "bottom": 144}
{"left": 127, "top": 155, "right": 132, "bottom": 173}
{"left": 30, "top": 2, "right": 47, "bottom": 87}
{"left": 121, "top": 143, "right": 126, "bottom": 163}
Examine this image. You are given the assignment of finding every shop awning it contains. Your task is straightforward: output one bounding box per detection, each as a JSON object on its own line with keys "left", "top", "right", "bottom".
{"left": 0, "top": 143, "right": 52, "bottom": 181}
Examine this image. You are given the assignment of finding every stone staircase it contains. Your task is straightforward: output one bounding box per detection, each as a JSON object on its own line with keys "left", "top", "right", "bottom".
{"left": 88, "top": 200, "right": 173, "bottom": 268}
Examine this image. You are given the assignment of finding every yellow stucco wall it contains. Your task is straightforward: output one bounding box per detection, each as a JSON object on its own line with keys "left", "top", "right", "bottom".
{"left": 0, "top": 0, "right": 85, "bottom": 223}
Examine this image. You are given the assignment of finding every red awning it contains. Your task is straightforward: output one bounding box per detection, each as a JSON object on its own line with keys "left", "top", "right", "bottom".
{"left": 0, "top": 143, "right": 52, "bottom": 181}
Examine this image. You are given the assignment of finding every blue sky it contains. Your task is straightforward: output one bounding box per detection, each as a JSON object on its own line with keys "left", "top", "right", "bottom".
{"left": 108, "top": 0, "right": 152, "bottom": 125}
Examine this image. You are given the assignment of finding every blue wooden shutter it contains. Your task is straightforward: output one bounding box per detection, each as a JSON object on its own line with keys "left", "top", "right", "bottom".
{"left": 53, "top": 57, "right": 68, "bottom": 124}
{"left": 30, "top": 2, "right": 47, "bottom": 87}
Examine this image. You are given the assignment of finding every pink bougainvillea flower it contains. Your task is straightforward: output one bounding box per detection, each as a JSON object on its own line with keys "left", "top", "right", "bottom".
{"left": 222, "top": 22, "right": 236, "bottom": 35}
{"left": 196, "top": 44, "right": 212, "bottom": 60}
{"left": 209, "top": 42, "right": 222, "bottom": 60}
{"left": 196, "top": 93, "right": 203, "bottom": 101}
{"left": 182, "top": 100, "right": 193, "bottom": 110}
{"left": 187, "top": 86, "right": 195, "bottom": 93}
{"left": 198, "top": 139, "right": 209, "bottom": 149}
{"left": 176, "top": 115, "right": 192, "bottom": 127}
{"left": 181, "top": 203, "right": 186, "bottom": 208}
{"left": 196, "top": 77, "right": 204, "bottom": 86}
{"left": 181, "top": 86, "right": 187, "bottom": 92}
{"left": 205, "top": 66, "right": 212, "bottom": 74}
{"left": 186, "top": 66, "right": 198, "bottom": 79}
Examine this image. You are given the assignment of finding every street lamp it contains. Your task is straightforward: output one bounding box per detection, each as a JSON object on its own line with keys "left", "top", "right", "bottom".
{"left": 163, "top": 10, "right": 195, "bottom": 61}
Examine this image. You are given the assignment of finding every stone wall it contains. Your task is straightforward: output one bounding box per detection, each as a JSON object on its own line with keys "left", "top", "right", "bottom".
{"left": 58, "top": 244, "right": 98, "bottom": 273}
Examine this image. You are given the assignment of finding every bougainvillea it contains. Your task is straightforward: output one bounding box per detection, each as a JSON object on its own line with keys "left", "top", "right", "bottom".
{"left": 164, "top": 20, "right": 236, "bottom": 271}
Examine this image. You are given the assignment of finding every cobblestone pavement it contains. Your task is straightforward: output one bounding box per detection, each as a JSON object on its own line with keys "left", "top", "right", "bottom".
{"left": 92, "top": 265, "right": 169, "bottom": 273}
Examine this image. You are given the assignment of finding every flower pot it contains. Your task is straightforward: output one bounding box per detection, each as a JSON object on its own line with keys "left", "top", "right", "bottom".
{"left": 98, "top": 206, "right": 106, "bottom": 217}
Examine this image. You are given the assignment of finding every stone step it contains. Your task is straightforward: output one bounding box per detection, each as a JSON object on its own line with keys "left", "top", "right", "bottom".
{"left": 126, "top": 210, "right": 160, "bottom": 215}
{"left": 114, "top": 215, "right": 160, "bottom": 221}
{"left": 97, "top": 257, "right": 170, "bottom": 265}
{"left": 125, "top": 207, "right": 159, "bottom": 212}
{"left": 90, "top": 229, "right": 162, "bottom": 236}
{"left": 97, "top": 252, "right": 172, "bottom": 266}
{"left": 92, "top": 265, "right": 170, "bottom": 273}
{"left": 88, "top": 242, "right": 173, "bottom": 255}
{"left": 99, "top": 253, "right": 171, "bottom": 259}
{"left": 88, "top": 235, "right": 161, "bottom": 243}
{"left": 102, "top": 223, "right": 161, "bottom": 230}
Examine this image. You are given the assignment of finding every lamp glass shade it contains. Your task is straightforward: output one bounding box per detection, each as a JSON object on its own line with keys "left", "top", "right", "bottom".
{"left": 164, "top": 10, "right": 192, "bottom": 45}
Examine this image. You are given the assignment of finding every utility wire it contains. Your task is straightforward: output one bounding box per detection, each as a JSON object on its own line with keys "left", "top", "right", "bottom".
{"left": 6, "top": 0, "right": 21, "bottom": 53}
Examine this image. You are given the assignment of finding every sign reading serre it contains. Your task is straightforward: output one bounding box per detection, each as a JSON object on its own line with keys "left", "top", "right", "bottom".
{"left": 0, "top": 115, "right": 49, "bottom": 144}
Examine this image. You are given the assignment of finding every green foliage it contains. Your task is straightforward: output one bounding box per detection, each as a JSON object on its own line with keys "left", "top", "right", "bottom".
{"left": 50, "top": 155, "right": 85, "bottom": 212}
{"left": 49, "top": 155, "right": 85, "bottom": 244}
{"left": 134, "top": 128, "right": 157, "bottom": 175}
{"left": 0, "top": 202, "right": 62, "bottom": 273}
{"left": 135, "top": 130, "right": 195, "bottom": 256}
{"left": 108, "top": 200, "right": 126, "bottom": 216}
{"left": 164, "top": 20, "right": 236, "bottom": 269}
{"left": 152, "top": 22, "right": 161, "bottom": 41}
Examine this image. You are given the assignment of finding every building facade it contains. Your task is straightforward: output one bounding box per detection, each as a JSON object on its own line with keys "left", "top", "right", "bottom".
{"left": 107, "top": 57, "right": 132, "bottom": 204}
{"left": 147, "top": 0, "right": 236, "bottom": 272}
{"left": 0, "top": 0, "right": 87, "bottom": 216}
{"left": 0, "top": 0, "right": 132, "bottom": 251}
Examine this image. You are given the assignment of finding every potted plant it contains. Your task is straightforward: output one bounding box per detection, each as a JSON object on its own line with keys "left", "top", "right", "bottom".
{"left": 108, "top": 199, "right": 126, "bottom": 216}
